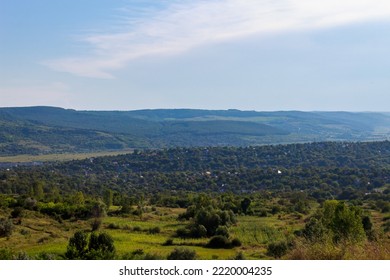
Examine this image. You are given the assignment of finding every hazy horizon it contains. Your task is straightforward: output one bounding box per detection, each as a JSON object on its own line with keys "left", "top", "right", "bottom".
{"left": 1, "top": 105, "right": 390, "bottom": 114}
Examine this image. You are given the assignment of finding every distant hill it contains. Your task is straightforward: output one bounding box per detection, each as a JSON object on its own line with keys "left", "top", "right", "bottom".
{"left": 0, "top": 106, "right": 389, "bottom": 156}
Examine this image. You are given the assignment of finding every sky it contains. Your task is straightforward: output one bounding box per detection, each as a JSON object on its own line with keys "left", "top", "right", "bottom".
{"left": 1, "top": 0, "right": 390, "bottom": 111}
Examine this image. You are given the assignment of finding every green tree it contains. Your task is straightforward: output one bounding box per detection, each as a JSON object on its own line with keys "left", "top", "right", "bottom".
{"left": 324, "top": 201, "right": 365, "bottom": 243}
{"left": 103, "top": 189, "right": 113, "bottom": 209}
{"left": 65, "top": 231, "right": 116, "bottom": 260}
{"left": 303, "top": 200, "right": 366, "bottom": 244}
{"left": 33, "top": 181, "right": 44, "bottom": 200}
{"left": 88, "top": 232, "right": 116, "bottom": 259}
{"left": 302, "top": 217, "right": 327, "bottom": 242}
{"left": 65, "top": 231, "right": 89, "bottom": 259}
{"left": 90, "top": 199, "right": 107, "bottom": 218}
{"left": 72, "top": 191, "right": 85, "bottom": 206}
{"left": 240, "top": 197, "right": 251, "bottom": 214}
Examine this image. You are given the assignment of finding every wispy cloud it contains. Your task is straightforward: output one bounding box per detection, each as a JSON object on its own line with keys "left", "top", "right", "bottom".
{"left": 43, "top": 0, "right": 390, "bottom": 79}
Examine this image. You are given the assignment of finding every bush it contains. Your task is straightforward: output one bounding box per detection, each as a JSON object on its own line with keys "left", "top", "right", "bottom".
{"left": 107, "top": 223, "right": 121, "bottom": 230}
{"left": 267, "top": 240, "right": 288, "bottom": 259}
{"left": 167, "top": 247, "right": 197, "bottom": 260}
{"left": 0, "top": 218, "right": 13, "bottom": 238}
{"left": 10, "top": 207, "right": 24, "bottom": 219}
{"left": 190, "top": 224, "right": 207, "bottom": 238}
{"left": 133, "top": 226, "right": 142, "bottom": 232}
{"left": 207, "top": 235, "right": 230, "bottom": 249}
{"left": 88, "top": 232, "right": 116, "bottom": 260}
{"left": 176, "top": 227, "right": 190, "bottom": 238}
{"left": 14, "top": 251, "right": 30, "bottom": 260}
{"left": 120, "top": 204, "right": 132, "bottom": 215}
{"left": 302, "top": 217, "right": 327, "bottom": 242}
{"left": 0, "top": 248, "right": 14, "bottom": 260}
{"left": 65, "top": 230, "right": 116, "bottom": 260}
{"left": 259, "top": 209, "right": 268, "bottom": 217}
{"left": 148, "top": 226, "right": 161, "bottom": 234}
{"left": 36, "top": 252, "right": 57, "bottom": 260}
{"left": 233, "top": 252, "right": 246, "bottom": 260}
{"left": 231, "top": 237, "right": 242, "bottom": 247}
{"left": 143, "top": 253, "right": 162, "bottom": 260}
{"left": 215, "top": 226, "right": 229, "bottom": 238}
{"left": 65, "top": 231, "right": 89, "bottom": 259}
{"left": 163, "top": 239, "right": 174, "bottom": 246}
{"left": 123, "top": 225, "right": 132, "bottom": 231}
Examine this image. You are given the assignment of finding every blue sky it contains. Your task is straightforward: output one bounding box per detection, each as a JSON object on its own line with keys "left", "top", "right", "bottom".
{"left": 1, "top": 0, "right": 390, "bottom": 111}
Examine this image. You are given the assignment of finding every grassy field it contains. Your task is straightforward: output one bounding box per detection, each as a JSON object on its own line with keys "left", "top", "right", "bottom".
{"left": 0, "top": 150, "right": 133, "bottom": 163}
{"left": 0, "top": 206, "right": 308, "bottom": 260}
{"left": 1, "top": 205, "right": 389, "bottom": 260}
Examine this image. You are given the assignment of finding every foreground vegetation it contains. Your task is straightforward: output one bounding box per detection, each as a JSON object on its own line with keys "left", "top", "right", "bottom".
{"left": 1, "top": 141, "right": 390, "bottom": 259}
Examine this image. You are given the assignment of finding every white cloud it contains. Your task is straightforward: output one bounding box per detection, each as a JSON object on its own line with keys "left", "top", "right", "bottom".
{"left": 43, "top": 0, "right": 390, "bottom": 78}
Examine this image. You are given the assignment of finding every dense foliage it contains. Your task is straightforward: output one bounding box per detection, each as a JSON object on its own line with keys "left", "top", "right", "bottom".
{"left": 1, "top": 107, "right": 390, "bottom": 155}
{"left": 1, "top": 141, "right": 389, "bottom": 201}
{"left": 65, "top": 231, "right": 115, "bottom": 260}
{"left": 0, "top": 140, "right": 389, "bottom": 260}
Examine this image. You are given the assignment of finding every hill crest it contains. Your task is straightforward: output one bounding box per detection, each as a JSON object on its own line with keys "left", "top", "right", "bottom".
{"left": 1, "top": 106, "right": 389, "bottom": 156}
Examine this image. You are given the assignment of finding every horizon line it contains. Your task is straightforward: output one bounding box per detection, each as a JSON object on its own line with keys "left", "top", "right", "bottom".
{"left": 0, "top": 105, "right": 389, "bottom": 114}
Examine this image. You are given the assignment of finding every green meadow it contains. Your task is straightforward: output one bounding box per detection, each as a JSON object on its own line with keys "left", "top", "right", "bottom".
{"left": 0, "top": 206, "right": 309, "bottom": 260}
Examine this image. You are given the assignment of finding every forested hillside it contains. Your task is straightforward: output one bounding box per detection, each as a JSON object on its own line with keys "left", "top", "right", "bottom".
{"left": 2, "top": 141, "right": 389, "bottom": 198}
{"left": 1, "top": 106, "right": 390, "bottom": 156}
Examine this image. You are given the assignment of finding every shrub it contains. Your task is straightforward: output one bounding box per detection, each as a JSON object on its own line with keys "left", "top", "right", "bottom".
{"left": 189, "top": 224, "right": 207, "bottom": 238}
{"left": 167, "top": 247, "right": 197, "bottom": 260}
{"left": 10, "top": 207, "right": 24, "bottom": 219}
{"left": 107, "top": 223, "right": 121, "bottom": 230}
{"left": 143, "top": 253, "right": 162, "bottom": 260}
{"left": 36, "top": 252, "right": 57, "bottom": 260}
{"left": 0, "top": 195, "right": 10, "bottom": 209}
{"left": 0, "top": 248, "right": 14, "bottom": 260}
{"left": 207, "top": 235, "right": 230, "bottom": 249}
{"left": 323, "top": 201, "right": 365, "bottom": 244}
{"left": 88, "top": 232, "right": 116, "bottom": 260}
{"left": 230, "top": 237, "right": 242, "bottom": 247}
{"left": 123, "top": 225, "right": 132, "bottom": 231}
{"left": 176, "top": 227, "right": 190, "bottom": 238}
{"left": 163, "top": 239, "right": 174, "bottom": 246}
{"left": 133, "top": 226, "right": 142, "bottom": 232}
{"left": 302, "top": 217, "right": 327, "bottom": 242}
{"left": 24, "top": 197, "right": 37, "bottom": 210}
{"left": 65, "top": 231, "right": 115, "bottom": 260}
{"left": 233, "top": 252, "right": 246, "bottom": 260}
{"left": 259, "top": 209, "right": 268, "bottom": 217}
{"left": 267, "top": 240, "right": 288, "bottom": 259}
{"left": 14, "top": 251, "right": 30, "bottom": 260}
{"left": 120, "top": 204, "right": 132, "bottom": 215}
{"left": 148, "top": 226, "right": 161, "bottom": 234}
{"left": 0, "top": 218, "right": 13, "bottom": 238}
{"left": 215, "top": 226, "right": 229, "bottom": 238}
{"left": 65, "top": 231, "right": 89, "bottom": 259}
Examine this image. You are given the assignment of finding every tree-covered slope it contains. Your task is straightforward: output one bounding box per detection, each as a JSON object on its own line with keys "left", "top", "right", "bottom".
{"left": 1, "top": 106, "right": 389, "bottom": 156}
{"left": 1, "top": 141, "right": 390, "bottom": 198}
